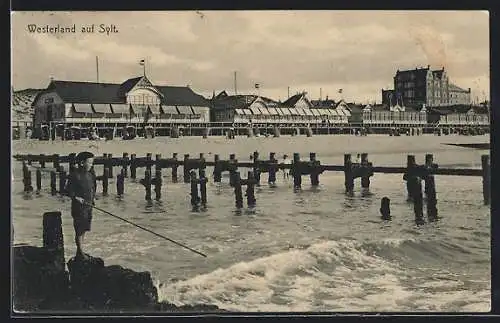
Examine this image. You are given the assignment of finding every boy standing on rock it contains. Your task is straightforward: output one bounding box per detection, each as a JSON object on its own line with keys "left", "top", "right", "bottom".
{"left": 67, "top": 151, "right": 96, "bottom": 260}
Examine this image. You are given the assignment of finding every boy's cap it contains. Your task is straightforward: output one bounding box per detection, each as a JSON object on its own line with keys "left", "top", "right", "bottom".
{"left": 76, "top": 151, "right": 94, "bottom": 162}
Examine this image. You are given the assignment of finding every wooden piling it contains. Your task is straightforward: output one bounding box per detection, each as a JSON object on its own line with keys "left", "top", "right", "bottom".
{"left": 200, "top": 169, "right": 207, "bottom": 206}
{"left": 42, "top": 211, "right": 65, "bottom": 269}
{"left": 253, "top": 151, "right": 261, "bottom": 186}
{"left": 246, "top": 171, "right": 257, "bottom": 207}
{"left": 36, "top": 169, "right": 42, "bottom": 193}
{"left": 155, "top": 154, "right": 162, "bottom": 201}
{"left": 234, "top": 171, "right": 243, "bottom": 208}
{"left": 380, "top": 197, "right": 391, "bottom": 220}
{"left": 309, "top": 152, "right": 320, "bottom": 186}
{"left": 360, "top": 153, "right": 370, "bottom": 189}
{"left": 53, "top": 154, "right": 60, "bottom": 170}
{"left": 102, "top": 153, "right": 108, "bottom": 175}
{"left": 190, "top": 170, "right": 200, "bottom": 207}
{"left": 146, "top": 153, "right": 152, "bottom": 173}
{"left": 213, "top": 154, "right": 222, "bottom": 183}
{"left": 292, "top": 153, "right": 302, "bottom": 189}
{"left": 130, "top": 153, "right": 137, "bottom": 180}
{"left": 229, "top": 154, "right": 237, "bottom": 187}
{"left": 107, "top": 153, "right": 113, "bottom": 178}
{"left": 268, "top": 152, "right": 277, "bottom": 185}
{"left": 405, "top": 155, "right": 417, "bottom": 201}
{"left": 59, "top": 167, "right": 67, "bottom": 195}
{"left": 23, "top": 170, "right": 33, "bottom": 193}
{"left": 424, "top": 153, "right": 436, "bottom": 200}
{"left": 116, "top": 169, "right": 125, "bottom": 197}
{"left": 413, "top": 179, "right": 425, "bottom": 225}
{"left": 43, "top": 211, "right": 64, "bottom": 249}
{"left": 68, "top": 153, "right": 76, "bottom": 174}
{"left": 172, "top": 153, "right": 179, "bottom": 183}
{"left": 102, "top": 168, "right": 109, "bottom": 197}
{"left": 344, "top": 154, "right": 354, "bottom": 194}
{"left": 22, "top": 161, "right": 29, "bottom": 179}
{"left": 425, "top": 174, "right": 438, "bottom": 221}
{"left": 40, "top": 154, "right": 46, "bottom": 168}
{"left": 198, "top": 153, "right": 206, "bottom": 178}
{"left": 482, "top": 155, "right": 490, "bottom": 205}
{"left": 144, "top": 168, "right": 152, "bottom": 201}
{"left": 50, "top": 171, "right": 57, "bottom": 196}
{"left": 122, "top": 153, "right": 129, "bottom": 178}
{"left": 183, "top": 154, "right": 190, "bottom": 183}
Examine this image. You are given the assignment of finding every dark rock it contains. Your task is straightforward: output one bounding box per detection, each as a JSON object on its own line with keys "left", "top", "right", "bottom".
{"left": 67, "top": 255, "right": 158, "bottom": 310}
{"left": 13, "top": 246, "right": 69, "bottom": 312}
{"left": 13, "top": 246, "right": 223, "bottom": 313}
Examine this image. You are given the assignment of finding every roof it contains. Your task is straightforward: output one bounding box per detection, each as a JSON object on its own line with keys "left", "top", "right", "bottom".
{"left": 12, "top": 88, "right": 43, "bottom": 108}
{"left": 215, "top": 90, "right": 229, "bottom": 99}
{"left": 282, "top": 94, "right": 303, "bottom": 107}
{"left": 427, "top": 105, "right": 475, "bottom": 114}
{"left": 371, "top": 104, "right": 389, "bottom": 111}
{"left": 432, "top": 69, "right": 445, "bottom": 79}
{"left": 46, "top": 80, "right": 124, "bottom": 104}
{"left": 311, "top": 99, "right": 336, "bottom": 108}
{"left": 211, "top": 95, "right": 258, "bottom": 110}
{"left": 449, "top": 83, "right": 469, "bottom": 93}
{"left": 118, "top": 77, "right": 142, "bottom": 97}
{"left": 157, "top": 86, "right": 209, "bottom": 106}
{"left": 34, "top": 79, "right": 209, "bottom": 106}
{"left": 395, "top": 67, "right": 430, "bottom": 80}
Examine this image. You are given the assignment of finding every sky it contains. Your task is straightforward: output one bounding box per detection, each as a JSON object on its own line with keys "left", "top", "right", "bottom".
{"left": 11, "top": 11, "right": 490, "bottom": 104}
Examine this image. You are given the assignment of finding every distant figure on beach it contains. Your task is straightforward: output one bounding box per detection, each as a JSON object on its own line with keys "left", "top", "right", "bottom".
{"left": 356, "top": 154, "right": 361, "bottom": 164}
{"left": 67, "top": 151, "right": 96, "bottom": 260}
{"left": 282, "top": 154, "right": 291, "bottom": 179}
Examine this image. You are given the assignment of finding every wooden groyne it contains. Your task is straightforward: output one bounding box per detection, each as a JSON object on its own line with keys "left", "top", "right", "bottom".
{"left": 14, "top": 152, "right": 487, "bottom": 177}
{"left": 15, "top": 151, "right": 491, "bottom": 219}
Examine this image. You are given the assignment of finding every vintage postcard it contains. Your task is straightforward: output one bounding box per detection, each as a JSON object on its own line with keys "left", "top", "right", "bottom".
{"left": 11, "top": 11, "right": 490, "bottom": 314}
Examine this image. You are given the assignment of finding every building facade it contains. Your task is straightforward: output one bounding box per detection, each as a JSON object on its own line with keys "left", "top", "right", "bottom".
{"left": 32, "top": 76, "right": 211, "bottom": 136}
{"left": 448, "top": 84, "right": 472, "bottom": 105}
{"left": 362, "top": 104, "right": 427, "bottom": 126}
{"left": 211, "top": 92, "right": 350, "bottom": 125}
{"left": 384, "top": 66, "right": 471, "bottom": 108}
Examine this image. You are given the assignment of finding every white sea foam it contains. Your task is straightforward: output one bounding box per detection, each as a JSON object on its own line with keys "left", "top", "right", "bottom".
{"left": 156, "top": 238, "right": 490, "bottom": 312}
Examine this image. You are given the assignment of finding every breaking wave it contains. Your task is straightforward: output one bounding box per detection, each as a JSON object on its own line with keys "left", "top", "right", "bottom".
{"left": 156, "top": 238, "right": 490, "bottom": 312}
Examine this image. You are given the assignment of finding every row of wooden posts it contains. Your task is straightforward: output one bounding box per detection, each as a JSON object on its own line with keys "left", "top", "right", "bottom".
{"left": 17, "top": 151, "right": 490, "bottom": 217}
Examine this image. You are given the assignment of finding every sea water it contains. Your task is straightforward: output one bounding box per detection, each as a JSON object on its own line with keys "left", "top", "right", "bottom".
{"left": 11, "top": 135, "right": 490, "bottom": 312}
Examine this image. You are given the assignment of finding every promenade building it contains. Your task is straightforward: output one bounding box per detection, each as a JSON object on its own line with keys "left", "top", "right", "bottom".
{"left": 362, "top": 103, "right": 427, "bottom": 126}
{"left": 211, "top": 91, "right": 350, "bottom": 125}
{"left": 31, "top": 76, "right": 210, "bottom": 138}
{"left": 426, "top": 104, "right": 489, "bottom": 126}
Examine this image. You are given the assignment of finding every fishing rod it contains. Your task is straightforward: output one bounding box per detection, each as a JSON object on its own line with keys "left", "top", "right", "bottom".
{"left": 83, "top": 201, "right": 207, "bottom": 258}
{"left": 43, "top": 190, "right": 208, "bottom": 258}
